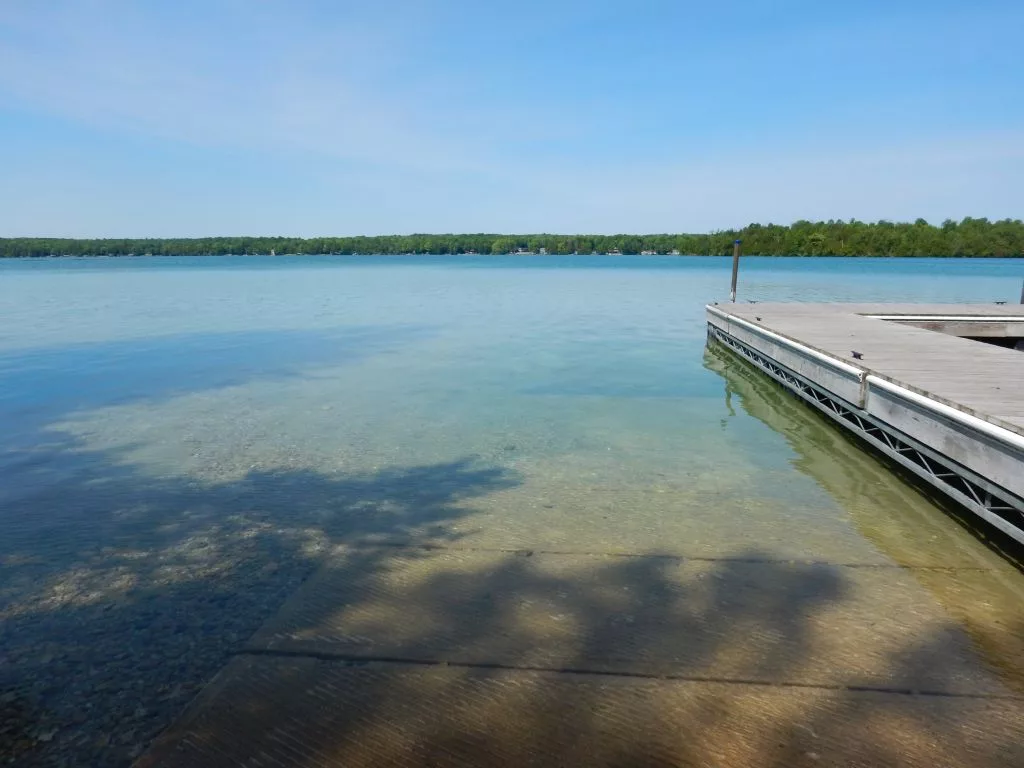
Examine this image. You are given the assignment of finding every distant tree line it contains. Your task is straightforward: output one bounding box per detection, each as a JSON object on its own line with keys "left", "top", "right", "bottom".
{"left": 2, "top": 218, "right": 1023, "bottom": 258}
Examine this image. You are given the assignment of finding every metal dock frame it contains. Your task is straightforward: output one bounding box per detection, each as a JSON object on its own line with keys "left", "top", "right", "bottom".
{"left": 707, "top": 305, "right": 1024, "bottom": 545}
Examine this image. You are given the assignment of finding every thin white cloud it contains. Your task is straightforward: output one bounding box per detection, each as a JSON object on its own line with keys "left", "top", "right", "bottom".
{"left": 0, "top": 0, "right": 508, "bottom": 173}
{"left": 535, "top": 133, "right": 1024, "bottom": 232}
{"left": 4, "top": 131, "right": 1018, "bottom": 236}
{"left": 1, "top": 1, "right": 1021, "bottom": 235}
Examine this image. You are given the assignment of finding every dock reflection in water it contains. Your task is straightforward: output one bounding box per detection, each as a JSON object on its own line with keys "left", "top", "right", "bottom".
{"left": 704, "top": 342, "right": 1024, "bottom": 692}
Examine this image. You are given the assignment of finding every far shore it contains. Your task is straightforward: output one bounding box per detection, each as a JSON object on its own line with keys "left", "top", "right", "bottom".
{"left": 3, "top": 252, "right": 1024, "bottom": 260}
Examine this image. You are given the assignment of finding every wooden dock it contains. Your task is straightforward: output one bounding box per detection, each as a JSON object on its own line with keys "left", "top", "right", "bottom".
{"left": 707, "top": 303, "right": 1024, "bottom": 543}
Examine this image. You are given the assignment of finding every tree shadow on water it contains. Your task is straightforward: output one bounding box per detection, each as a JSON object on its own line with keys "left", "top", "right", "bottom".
{"left": 0, "top": 324, "right": 435, "bottom": 483}
{"left": 0, "top": 326, "right": 433, "bottom": 417}
{"left": 0, "top": 450, "right": 518, "bottom": 767}
{"left": 5, "top": 334, "right": 1024, "bottom": 767}
{"left": 703, "top": 342, "right": 1024, "bottom": 685}
{"left": 137, "top": 539, "right": 1024, "bottom": 768}
{"left": 122, "top": 345, "right": 1024, "bottom": 767}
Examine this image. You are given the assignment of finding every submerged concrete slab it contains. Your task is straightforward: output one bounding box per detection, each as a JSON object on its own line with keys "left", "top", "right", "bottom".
{"left": 433, "top": 480, "right": 1003, "bottom": 568}
{"left": 432, "top": 484, "right": 902, "bottom": 565}
{"left": 245, "top": 550, "right": 1021, "bottom": 695}
{"left": 137, "top": 656, "right": 1024, "bottom": 768}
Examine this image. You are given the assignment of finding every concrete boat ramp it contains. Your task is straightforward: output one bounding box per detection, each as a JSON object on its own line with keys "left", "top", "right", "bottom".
{"left": 135, "top": 304, "right": 1024, "bottom": 768}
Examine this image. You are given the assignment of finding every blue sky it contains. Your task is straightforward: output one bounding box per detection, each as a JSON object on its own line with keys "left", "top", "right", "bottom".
{"left": 1, "top": 0, "right": 1022, "bottom": 236}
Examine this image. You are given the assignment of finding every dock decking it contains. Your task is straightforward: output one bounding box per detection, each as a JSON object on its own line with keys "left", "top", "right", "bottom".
{"left": 707, "top": 303, "right": 1024, "bottom": 543}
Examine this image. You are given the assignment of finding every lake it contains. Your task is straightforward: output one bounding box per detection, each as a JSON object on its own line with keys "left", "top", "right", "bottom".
{"left": 2, "top": 254, "right": 1023, "bottom": 766}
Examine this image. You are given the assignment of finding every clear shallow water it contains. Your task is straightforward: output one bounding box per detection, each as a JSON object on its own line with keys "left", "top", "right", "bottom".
{"left": 2, "top": 255, "right": 1021, "bottom": 491}
{"left": 2, "top": 255, "right": 1024, "bottom": 764}
{"left": 2, "top": 255, "right": 1023, "bottom": 559}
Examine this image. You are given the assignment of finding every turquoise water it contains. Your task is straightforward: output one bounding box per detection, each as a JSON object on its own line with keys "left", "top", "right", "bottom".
{"left": 2, "top": 255, "right": 1021, "bottom": 494}
{"left": 2, "top": 255, "right": 1023, "bottom": 764}
{"left": 1, "top": 255, "right": 1022, "bottom": 541}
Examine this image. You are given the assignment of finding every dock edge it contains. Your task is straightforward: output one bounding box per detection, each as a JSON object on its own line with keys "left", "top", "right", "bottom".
{"left": 706, "top": 305, "right": 1024, "bottom": 545}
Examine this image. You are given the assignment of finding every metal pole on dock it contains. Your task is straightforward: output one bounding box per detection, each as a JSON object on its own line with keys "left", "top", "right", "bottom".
{"left": 1019, "top": 278, "right": 1023, "bottom": 304}
{"left": 729, "top": 239, "right": 742, "bottom": 302}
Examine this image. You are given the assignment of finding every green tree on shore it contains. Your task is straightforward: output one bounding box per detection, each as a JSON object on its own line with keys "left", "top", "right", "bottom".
{"left": 3, "top": 218, "right": 1023, "bottom": 258}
